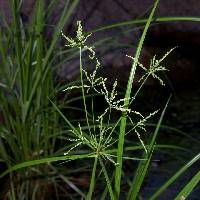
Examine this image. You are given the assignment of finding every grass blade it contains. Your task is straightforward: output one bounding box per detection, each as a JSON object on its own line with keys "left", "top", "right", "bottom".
{"left": 127, "top": 96, "right": 171, "bottom": 200}
{"left": 28, "top": 0, "right": 79, "bottom": 116}
{"left": 87, "top": 156, "right": 98, "bottom": 200}
{"left": 90, "top": 16, "right": 200, "bottom": 34}
{"left": 115, "top": 0, "right": 160, "bottom": 197}
{"left": 99, "top": 157, "right": 116, "bottom": 200}
{"left": 59, "top": 174, "right": 86, "bottom": 198}
{"left": 150, "top": 152, "right": 200, "bottom": 200}
{"left": 0, "top": 153, "right": 95, "bottom": 179}
{"left": 49, "top": 99, "right": 78, "bottom": 132}
{"left": 174, "top": 170, "right": 200, "bottom": 200}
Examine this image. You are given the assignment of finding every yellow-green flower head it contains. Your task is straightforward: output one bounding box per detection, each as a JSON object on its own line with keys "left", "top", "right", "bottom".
{"left": 61, "top": 21, "right": 92, "bottom": 48}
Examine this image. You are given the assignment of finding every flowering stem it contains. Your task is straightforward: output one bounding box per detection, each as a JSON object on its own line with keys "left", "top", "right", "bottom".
{"left": 79, "top": 47, "right": 92, "bottom": 136}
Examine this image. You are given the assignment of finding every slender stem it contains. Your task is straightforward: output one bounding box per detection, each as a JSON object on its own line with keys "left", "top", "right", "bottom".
{"left": 87, "top": 156, "right": 98, "bottom": 200}
{"left": 91, "top": 92, "right": 96, "bottom": 133}
{"left": 130, "top": 75, "right": 149, "bottom": 105}
{"left": 108, "top": 106, "right": 112, "bottom": 126}
{"left": 79, "top": 47, "right": 92, "bottom": 136}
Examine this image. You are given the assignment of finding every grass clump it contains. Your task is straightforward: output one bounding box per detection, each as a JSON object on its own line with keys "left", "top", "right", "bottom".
{"left": 0, "top": 0, "right": 79, "bottom": 199}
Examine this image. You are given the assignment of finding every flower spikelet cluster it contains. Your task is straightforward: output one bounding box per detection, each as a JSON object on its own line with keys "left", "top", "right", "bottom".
{"left": 127, "top": 48, "right": 175, "bottom": 85}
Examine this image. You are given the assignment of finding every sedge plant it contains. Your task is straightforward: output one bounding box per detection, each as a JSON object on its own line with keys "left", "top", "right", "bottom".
{"left": 1, "top": 0, "right": 200, "bottom": 199}
{"left": 54, "top": 2, "right": 174, "bottom": 198}
{"left": 0, "top": 0, "right": 175, "bottom": 199}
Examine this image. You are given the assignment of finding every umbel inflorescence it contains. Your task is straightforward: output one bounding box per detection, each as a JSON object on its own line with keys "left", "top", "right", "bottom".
{"left": 61, "top": 21, "right": 174, "bottom": 160}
